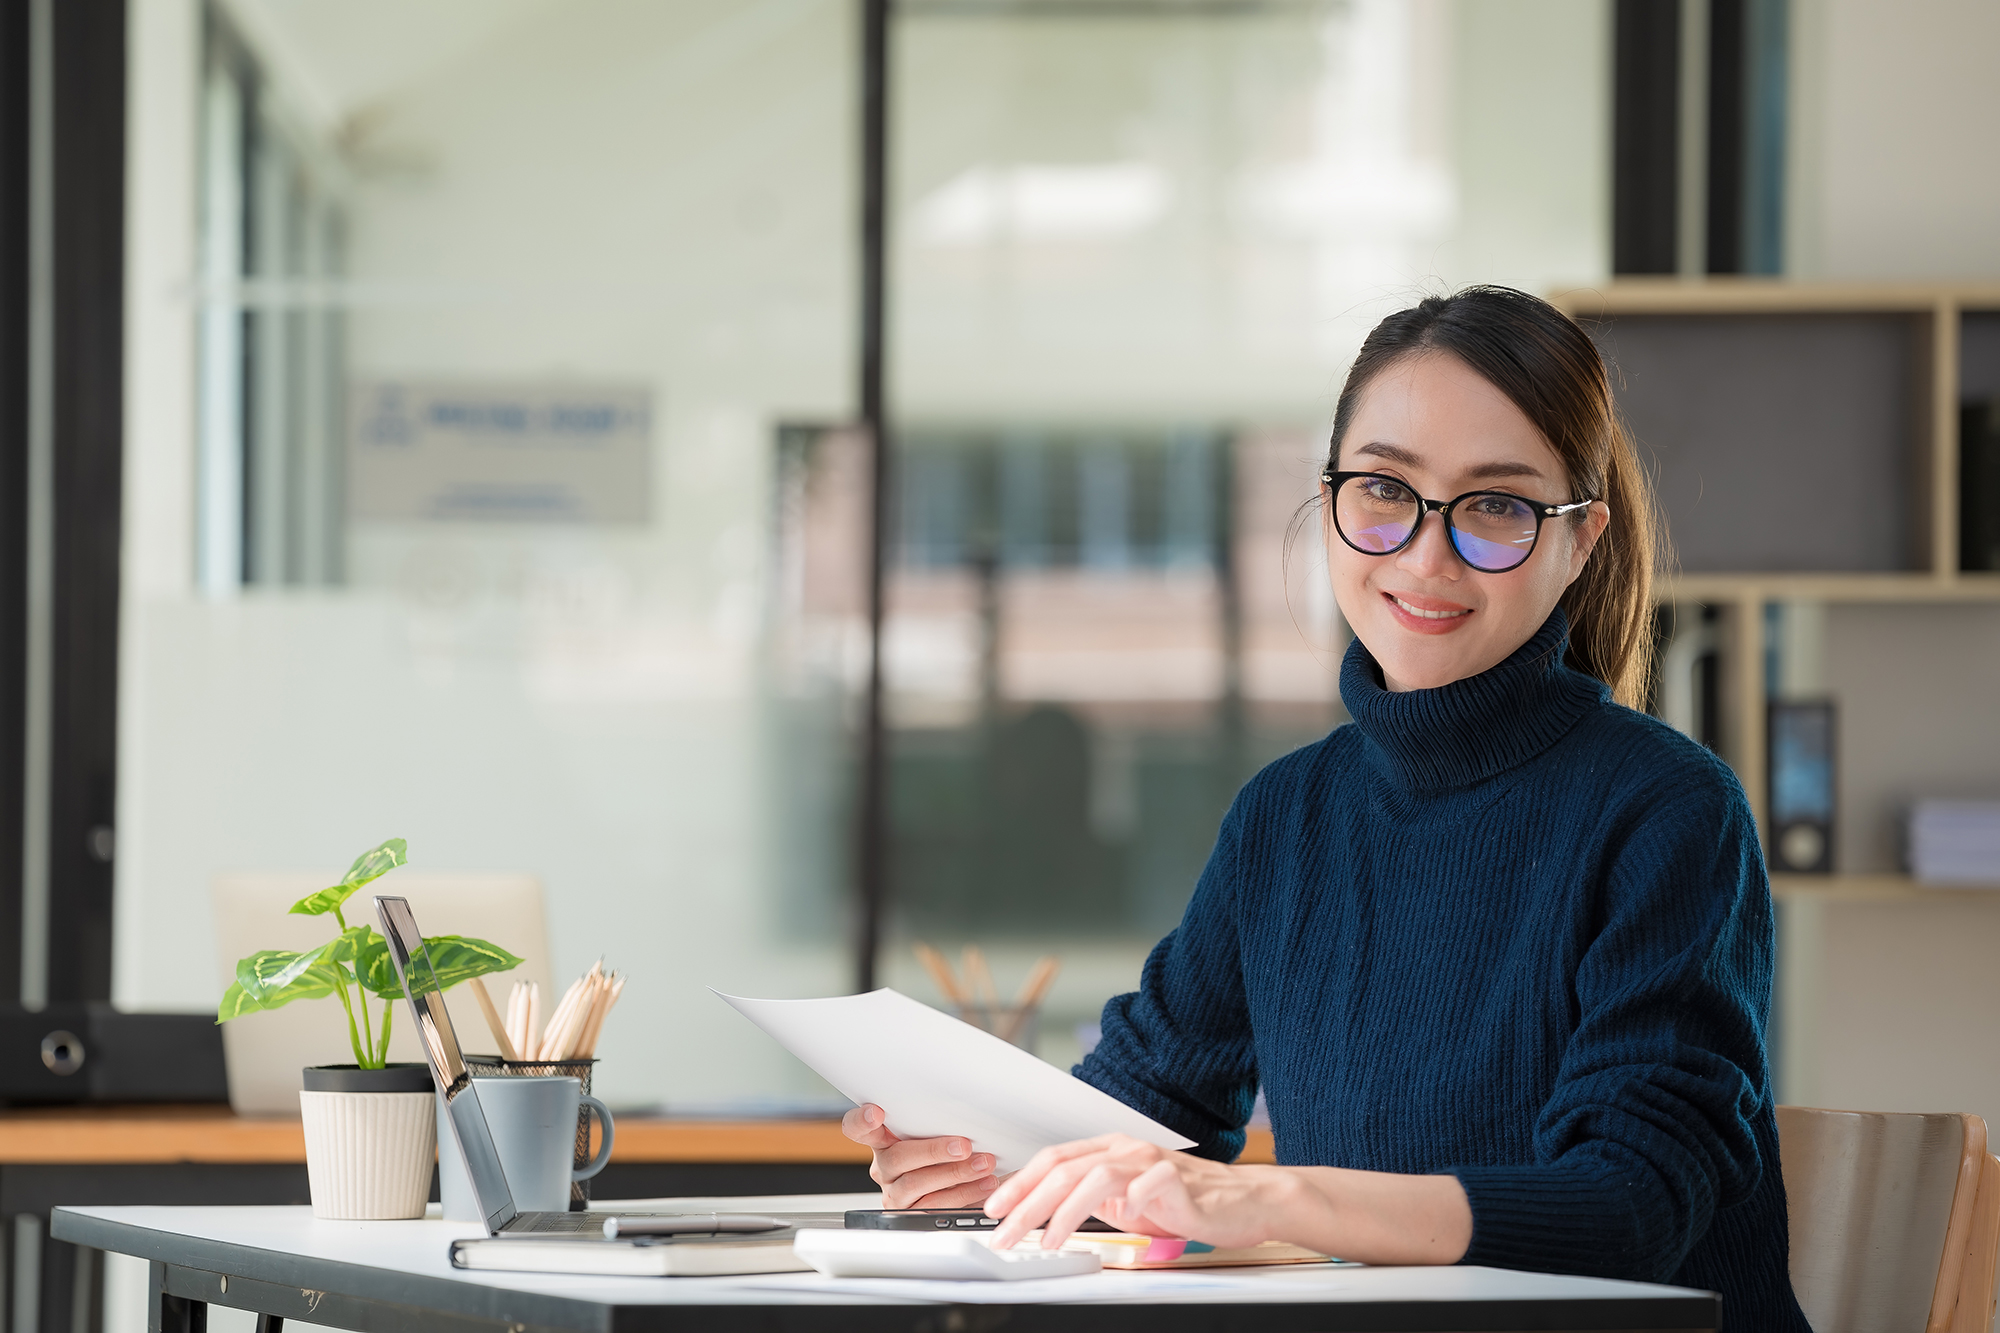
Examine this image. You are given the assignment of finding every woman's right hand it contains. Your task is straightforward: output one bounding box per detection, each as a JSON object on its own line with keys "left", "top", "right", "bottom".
{"left": 841, "top": 1103, "right": 1000, "bottom": 1208}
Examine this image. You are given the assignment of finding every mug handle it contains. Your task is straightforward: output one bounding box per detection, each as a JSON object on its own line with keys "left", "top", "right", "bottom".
{"left": 574, "top": 1094, "right": 615, "bottom": 1181}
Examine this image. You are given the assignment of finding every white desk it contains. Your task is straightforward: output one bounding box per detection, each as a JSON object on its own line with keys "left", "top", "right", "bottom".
{"left": 51, "top": 1194, "right": 1720, "bottom": 1332}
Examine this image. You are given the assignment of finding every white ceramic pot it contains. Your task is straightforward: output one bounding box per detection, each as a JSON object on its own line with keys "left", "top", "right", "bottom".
{"left": 299, "top": 1065, "right": 436, "bottom": 1220}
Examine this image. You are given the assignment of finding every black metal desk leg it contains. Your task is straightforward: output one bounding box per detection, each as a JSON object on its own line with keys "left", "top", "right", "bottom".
{"left": 147, "top": 1261, "right": 205, "bottom": 1333}
{"left": 253, "top": 1317, "right": 283, "bottom": 1333}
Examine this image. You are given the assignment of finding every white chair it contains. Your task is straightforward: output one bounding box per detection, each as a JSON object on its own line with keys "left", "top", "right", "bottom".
{"left": 211, "top": 873, "right": 551, "bottom": 1115}
{"left": 1777, "top": 1105, "right": 2000, "bottom": 1333}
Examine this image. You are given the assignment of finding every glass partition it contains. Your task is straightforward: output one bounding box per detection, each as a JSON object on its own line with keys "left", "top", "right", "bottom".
{"left": 121, "top": 0, "right": 863, "bottom": 1108}
{"left": 846, "top": 0, "right": 1603, "bottom": 1065}
{"left": 118, "top": 0, "right": 1609, "bottom": 1097}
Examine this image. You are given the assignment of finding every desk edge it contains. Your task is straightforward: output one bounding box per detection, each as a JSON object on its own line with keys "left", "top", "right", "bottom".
{"left": 52, "top": 1207, "right": 1722, "bottom": 1330}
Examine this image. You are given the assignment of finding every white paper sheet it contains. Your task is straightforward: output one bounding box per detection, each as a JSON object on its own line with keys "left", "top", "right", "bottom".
{"left": 714, "top": 988, "right": 1196, "bottom": 1173}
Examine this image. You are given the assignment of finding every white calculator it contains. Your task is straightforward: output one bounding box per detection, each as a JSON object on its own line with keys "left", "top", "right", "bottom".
{"left": 793, "top": 1228, "right": 1102, "bottom": 1280}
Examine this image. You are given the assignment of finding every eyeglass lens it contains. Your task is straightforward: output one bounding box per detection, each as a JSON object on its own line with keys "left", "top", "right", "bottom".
{"left": 1334, "top": 476, "right": 1540, "bottom": 572}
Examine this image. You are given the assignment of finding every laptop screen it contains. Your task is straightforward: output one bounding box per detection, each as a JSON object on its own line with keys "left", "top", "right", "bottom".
{"left": 375, "top": 895, "right": 519, "bottom": 1234}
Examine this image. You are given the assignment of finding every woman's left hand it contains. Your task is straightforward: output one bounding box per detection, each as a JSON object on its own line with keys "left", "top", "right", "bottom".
{"left": 985, "top": 1134, "right": 1280, "bottom": 1251}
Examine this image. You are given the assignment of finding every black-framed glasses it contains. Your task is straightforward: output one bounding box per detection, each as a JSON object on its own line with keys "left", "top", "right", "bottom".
{"left": 1320, "top": 470, "right": 1593, "bottom": 573}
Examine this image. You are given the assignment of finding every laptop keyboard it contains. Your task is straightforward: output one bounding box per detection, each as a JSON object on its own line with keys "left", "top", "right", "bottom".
{"left": 505, "top": 1211, "right": 622, "bottom": 1234}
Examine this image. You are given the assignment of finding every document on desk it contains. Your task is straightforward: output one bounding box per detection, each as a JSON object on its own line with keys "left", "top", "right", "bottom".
{"left": 715, "top": 988, "right": 1196, "bottom": 1173}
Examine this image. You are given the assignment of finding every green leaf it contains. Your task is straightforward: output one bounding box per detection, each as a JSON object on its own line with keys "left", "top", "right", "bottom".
{"left": 356, "top": 932, "right": 522, "bottom": 1000}
{"left": 231, "top": 946, "right": 349, "bottom": 1014}
{"left": 236, "top": 946, "right": 327, "bottom": 1003}
{"left": 216, "top": 981, "right": 263, "bottom": 1022}
{"left": 353, "top": 927, "right": 395, "bottom": 997}
{"left": 327, "top": 924, "right": 373, "bottom": 964}
{"left": 274, "top": 961, "right": 349, "bottom": 1008}
{"left": 288, "top": 838, "right": 408, "bottom": 917}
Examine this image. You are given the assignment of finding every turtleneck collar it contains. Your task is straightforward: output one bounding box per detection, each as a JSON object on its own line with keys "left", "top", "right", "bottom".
{"left": 1339, "top": 608, "right": 1609, "bottom": 793}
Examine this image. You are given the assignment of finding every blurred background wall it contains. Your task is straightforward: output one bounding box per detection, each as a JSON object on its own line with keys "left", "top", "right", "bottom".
{"left": 115, "top": 0, "right": 1611, "bottom": 1107}
{"left": 95, "top": 0, "right": 2000, "bottom": 1114}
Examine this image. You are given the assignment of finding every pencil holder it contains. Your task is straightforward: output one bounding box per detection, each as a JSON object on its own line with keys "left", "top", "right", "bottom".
{"left": 954, "top": 1006, "right": 1039, "bottom": 1053}
{"left": 466, "top": 1056, "right": 601, "bottom": 1210}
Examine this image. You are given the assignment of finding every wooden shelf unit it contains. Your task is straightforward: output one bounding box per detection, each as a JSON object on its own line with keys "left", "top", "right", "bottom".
{"left": 1551, "top": 281, "right": 2000, "bottom": 847}
{"left": 1558, "top": 279, "right": 2000, "bottom": 586}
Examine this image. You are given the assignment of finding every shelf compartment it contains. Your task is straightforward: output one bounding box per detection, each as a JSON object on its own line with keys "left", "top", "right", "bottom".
{"left": 1591, "top": 311, "right": 1928, "bottom": 574}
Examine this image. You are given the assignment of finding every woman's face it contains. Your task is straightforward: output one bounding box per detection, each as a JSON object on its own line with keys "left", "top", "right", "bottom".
{"left": 1324, "top": 352, "right": 1610, "bottom": 692}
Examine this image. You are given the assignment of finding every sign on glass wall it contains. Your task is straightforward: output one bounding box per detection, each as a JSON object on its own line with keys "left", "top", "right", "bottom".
{"left": 348, "top": 381, "right": 653, "bottom": 524}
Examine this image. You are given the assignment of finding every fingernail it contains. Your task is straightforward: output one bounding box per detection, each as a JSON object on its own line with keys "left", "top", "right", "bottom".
{"left": 972, "top": 1154, "right": 993, "bottom": 1171}
{"left": 948, "top": 1140, "right": 968, "bottom": 1158}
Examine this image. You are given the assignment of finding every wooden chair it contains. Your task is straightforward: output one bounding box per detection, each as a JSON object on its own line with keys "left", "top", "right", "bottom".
{"left": 1777, "top": 1106, "right": 2000, "bottom": 1333}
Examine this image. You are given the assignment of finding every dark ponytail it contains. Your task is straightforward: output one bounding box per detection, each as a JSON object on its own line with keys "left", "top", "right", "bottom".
{"left": 1326, "top": 286, "right": 1665, "bottom": 708}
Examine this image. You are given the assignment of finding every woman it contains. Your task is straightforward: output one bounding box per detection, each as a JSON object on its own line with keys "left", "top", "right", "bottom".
{"left": 843, "top": 287, "right": 1808, "bottom": 1330}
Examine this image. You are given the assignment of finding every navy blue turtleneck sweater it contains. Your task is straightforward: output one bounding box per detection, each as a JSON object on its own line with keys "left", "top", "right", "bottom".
{"left": 1076, "top": 610, "right": 1808, "bottom": 1331}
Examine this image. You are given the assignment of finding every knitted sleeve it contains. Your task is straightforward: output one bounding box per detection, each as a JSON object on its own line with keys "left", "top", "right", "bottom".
{"left": 1450, "top": 776, "right": 1777, "bottom": 1282}
{"left": 1072, "top": 797, "right": 1259, "bottom": 1163}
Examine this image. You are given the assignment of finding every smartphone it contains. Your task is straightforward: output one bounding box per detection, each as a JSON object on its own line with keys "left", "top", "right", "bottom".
{"left": 845, "top": 1209, "right": 1116, "bottom": 1231}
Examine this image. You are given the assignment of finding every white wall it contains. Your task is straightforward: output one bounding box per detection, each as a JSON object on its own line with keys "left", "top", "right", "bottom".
{"left": 1787, "top": 0, "right": 2000, "bottom": 278}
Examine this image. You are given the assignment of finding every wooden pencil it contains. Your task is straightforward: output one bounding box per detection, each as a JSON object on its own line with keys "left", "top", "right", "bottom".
{"left": 576, "top": 973, "right": 615, "bottom": 1058}
{"left": 564, "top": 966, "right": 608, "bottom": 1058}
{"left": 1013, "top": 955, "right": 1061, "bottom": 1009}
{"left": 962, "top": 946, "right": 997, "bottom": 1030}
{"left": 552, "top": 978, "right": 596, "bottom": 1060}
{"left": 1001, "top": 956, "right": 1061, "bottom": 1044}
{"left": 913, "top": 943, "right": 966, "bottom": 1005}
{"left": 580, "top": 976, "right": 624, "bottom": 1058}
{"left": 541, "top": 976, "right": 589, "bottom": 1062}
{"left": 469, "top": 977, "right": 519, "bottom": 1062}
{"left": 964, "top": 947, "right": 997, "bottom": 1006}
{"left": 570, "top": 978, "right": 604, "bottom": 1059}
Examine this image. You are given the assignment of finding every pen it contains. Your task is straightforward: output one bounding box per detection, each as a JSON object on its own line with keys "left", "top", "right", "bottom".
{"left": 602, "top": 1213, "right": 789, "bottom": 1238}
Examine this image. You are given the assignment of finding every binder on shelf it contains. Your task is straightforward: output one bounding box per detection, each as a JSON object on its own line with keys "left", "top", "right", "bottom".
{"left": 1962, "top": 400, "right": 2000, "bottom": 573}
{"left": 1768, "top": 701, "right": 1836, "bottom": 875}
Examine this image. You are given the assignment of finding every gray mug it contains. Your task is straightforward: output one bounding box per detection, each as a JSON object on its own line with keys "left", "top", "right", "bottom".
{"left": 437, "top": 1075, "right": 614, "bottom": 1220}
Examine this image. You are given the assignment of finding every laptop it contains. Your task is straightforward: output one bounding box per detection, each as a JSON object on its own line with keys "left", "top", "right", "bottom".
{"left": 374, "top": 894, "right": 800, "bottom": 1237}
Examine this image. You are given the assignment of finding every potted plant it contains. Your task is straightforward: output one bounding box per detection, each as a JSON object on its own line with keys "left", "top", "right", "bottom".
{"left": 217, "top": 838, "right": 523, "bottom": 1219}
